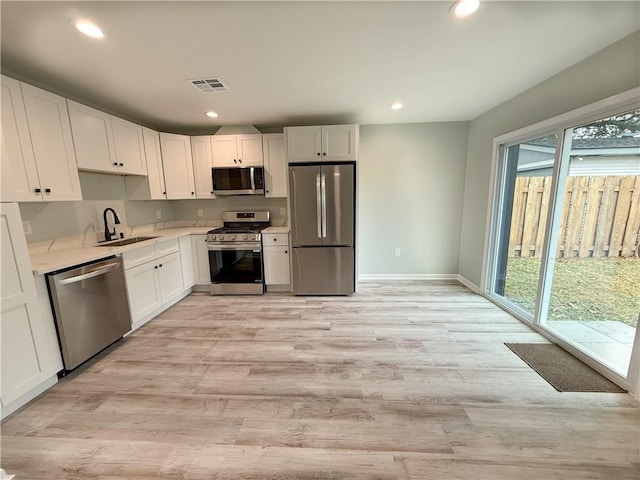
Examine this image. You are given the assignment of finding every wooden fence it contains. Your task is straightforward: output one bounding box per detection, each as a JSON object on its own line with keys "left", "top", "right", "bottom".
{"left": 509, "top": 175, "right": 640, "bottom": 258}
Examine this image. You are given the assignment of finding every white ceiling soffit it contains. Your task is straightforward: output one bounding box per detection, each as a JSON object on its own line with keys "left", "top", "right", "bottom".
{"left": 1, "top": 1, "right": 638, "bottom": 133}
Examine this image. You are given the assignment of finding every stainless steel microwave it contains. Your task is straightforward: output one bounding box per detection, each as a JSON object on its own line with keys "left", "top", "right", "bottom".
{"left": 212, "top": 167, "right": 265, "bottom": 196}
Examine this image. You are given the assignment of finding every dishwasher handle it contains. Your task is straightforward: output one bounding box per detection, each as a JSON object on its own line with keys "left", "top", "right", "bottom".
{"left": 57, "top": 262, "right": 120, "bottom": 285}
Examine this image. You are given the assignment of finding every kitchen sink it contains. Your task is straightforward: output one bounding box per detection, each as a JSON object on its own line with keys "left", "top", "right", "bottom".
{"left": 97, "top": 236, "right": 158, "bottom": 247}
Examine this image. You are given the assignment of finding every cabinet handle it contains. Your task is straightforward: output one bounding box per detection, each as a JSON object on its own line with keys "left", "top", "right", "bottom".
{"left": 323, "top": 152, "right": 326, "bottom": 156}
{"left": 159, "top": 264, "right": 163, "bottom": 268}
{"left": 163, "top": 191, "right": 167, "bottom": 195}
{"left": 119, "top": 163, "right": 124, "bottom": 167}
{"left": 191, "top": 192, "right": 195, "bottom": 195}
{"left": 113, "top": 162, "right": 118, "bottom": 166}
{"left": 238, "top": 159, "right": 242, "bottom": 164}
{"left": 285, "top": 250, "right": 288, "bottom": 254}
{"left": 233, "top": 159, "right": 237, "bottom": 163}
{"left": 35, "top": 188, "right": 41, "bottom": 193}
{"left": 45, "top": 188, "right": 51, "bottom": 193}
{"left": 154, "top": 266, "right": 158, "bottom": 269}
{"left": 317, "top": 152, "right": 320, "bottom": 156}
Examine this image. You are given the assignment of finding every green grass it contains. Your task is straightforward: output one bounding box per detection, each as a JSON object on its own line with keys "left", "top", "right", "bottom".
{"left": 503, "top": 257, "right": 640, "bottom": 327}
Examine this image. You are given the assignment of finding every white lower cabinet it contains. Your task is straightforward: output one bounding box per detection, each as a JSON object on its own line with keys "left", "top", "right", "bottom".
{"left": 125, "top": 260, "right": 163, "bottom": 321}
{"left": 192, "top": 234, "right": 210, "bottom": 286}
{"left": 123, "top": 239, "right": 188, "bottom": 330}
{"left": 179, "top": 236, "right": 196, "bottom": 289}
{"left": 262, "top": 233, "right": 291, "bottom": 287}
{"left": 1, "top": 203, "right": 62, "bottom": 419}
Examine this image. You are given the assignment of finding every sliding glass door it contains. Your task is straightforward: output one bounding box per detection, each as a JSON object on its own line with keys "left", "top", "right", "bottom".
{"left": 490, "top": 134, "right": 557, "bottom": 319}
{"left": 487, "top": 105, "right": 640, "bottom": 383}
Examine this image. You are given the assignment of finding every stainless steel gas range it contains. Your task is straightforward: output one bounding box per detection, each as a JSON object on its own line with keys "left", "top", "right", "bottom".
{"left": 206, "top": 210, "right": 270, "bottom": 295}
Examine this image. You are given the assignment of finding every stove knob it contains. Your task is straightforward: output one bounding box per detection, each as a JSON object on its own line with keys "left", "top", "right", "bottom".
{"left": 211, "top": 235, "right": 217, "bottom": 241}
{"left": 219, "top": 235, "right": 224, "bottom": 241}
{"left": 231, "top": 235, "right": 237, "bottom": 241}
{"left": 243, "top": 234, "right": 249, "bottom": 240}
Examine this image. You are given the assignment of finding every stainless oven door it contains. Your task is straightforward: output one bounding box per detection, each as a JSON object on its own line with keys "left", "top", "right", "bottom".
{"left": 207, "top": 243, "right": 264, "bottom": 295}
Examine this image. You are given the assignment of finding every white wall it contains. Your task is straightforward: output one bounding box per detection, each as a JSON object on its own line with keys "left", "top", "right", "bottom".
{"left": 358, "top": 122, "right": 468, "bottom": 276}
{"left": 458, "top": 29, "right": 640, "bottom": 288}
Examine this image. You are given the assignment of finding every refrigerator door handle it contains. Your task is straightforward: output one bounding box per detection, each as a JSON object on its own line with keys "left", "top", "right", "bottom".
{"left": 321, "top": 173, "right": 327, "bottom": 238}
{"left": 316, "top": 173, "right": 322, "bottom": 238}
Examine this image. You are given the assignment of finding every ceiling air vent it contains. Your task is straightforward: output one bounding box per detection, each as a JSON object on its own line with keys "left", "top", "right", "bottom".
{"left": 188, "top": 77, "right": 229, "bottom": 93}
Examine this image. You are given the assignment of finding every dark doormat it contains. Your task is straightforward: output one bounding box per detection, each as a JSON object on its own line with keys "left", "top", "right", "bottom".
{"left": 505, "top": 343, "right": 627, "bottom": 393}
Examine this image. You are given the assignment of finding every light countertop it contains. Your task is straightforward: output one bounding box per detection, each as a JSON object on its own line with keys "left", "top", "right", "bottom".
{"left": 29, "top": 225, "right": 289, "bottom": 275}
{"left": 29, "top": 227, "right": 211, "bottom": 275}
{"left": 262, "top": 226, "right": 290, "bottom": 234}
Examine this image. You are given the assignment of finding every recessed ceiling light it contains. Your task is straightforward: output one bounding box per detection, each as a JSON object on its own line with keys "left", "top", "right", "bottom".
{"left": 391, "top": 103, "right": 403, "bottom": 110}
{"left": 450, "top": 0, "right": 480, "bottom": 17}
{"left": 75, "top": 20, "right": 104, "bottom": 39}
{"left": 205, "top": 111, "right": 219, "bottom": 118}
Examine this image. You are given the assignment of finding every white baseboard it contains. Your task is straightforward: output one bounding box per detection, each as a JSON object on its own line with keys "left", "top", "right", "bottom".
{"left": 456, "top": 274, "right": 481, "bottom": 293}
{"left": 358, "top": 274, "right": 458, "bottom": 281}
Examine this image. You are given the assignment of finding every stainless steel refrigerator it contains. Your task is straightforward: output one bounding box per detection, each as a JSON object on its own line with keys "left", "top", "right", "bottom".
{"left": 289, "top": 162, "right": 355, "bottom": 295}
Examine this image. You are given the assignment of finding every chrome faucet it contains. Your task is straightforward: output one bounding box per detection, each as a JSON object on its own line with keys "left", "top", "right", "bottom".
{"left": 103, "top": 208, "right": 121, "bottom": 242}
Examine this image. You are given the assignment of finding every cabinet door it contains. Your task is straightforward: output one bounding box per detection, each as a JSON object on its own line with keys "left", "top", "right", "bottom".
{"left": 0, "top": 75, "right": 40, "bottom": 202}
{"left": 142, "top": 127, "right": 166, "bottom": 199}
{"left": 211, "top": 135, "right": 238, "bottom": 167}
{"left": 321, "top": 125, "right": 358, "bottom": 161}
{"left": 192, "top": 234, "right": 210, "bottom": 285}
{"left": 157, "top": 252, "right": 184, "bottom": 303}
{"left": 191, "top": 136, "right": 215, "bottom": 198}
{"left": 67, "top": 100, "right": 117, "bottom": 174}
{"left": 236, "top": 134, "right": 263, "bottom": 166}
{"left": 0, "top": 204, "right": 54, "bottom": 406}
{"left": 264, "top": 246, "right": 291, "bottom": 285}
{"left": 111, "top": 117, "right": 147, "bottom": 175}
{"left": 21, "top": 83, "right": 82, "bottom": 201}
{"left": 263, "top": 134, "right": 287, "bottom": 198}
{"left": 286, "top": 126, "right": 322, "bottom": 163}
{"left": 179, "top": 236, "right": 195, "bottom": 289}
{"left": 159, "top": 133, "right": 195, "bottom": 200}
{"left": 125, "top": 260, "right": 162, "bottom": 324}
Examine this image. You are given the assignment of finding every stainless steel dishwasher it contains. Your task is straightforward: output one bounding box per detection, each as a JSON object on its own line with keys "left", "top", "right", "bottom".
{"left": 47, "top": 255, "right": 132, "bottom": 371}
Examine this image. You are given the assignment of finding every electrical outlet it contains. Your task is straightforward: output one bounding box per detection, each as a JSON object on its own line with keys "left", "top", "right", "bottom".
{"left": 156, "top": 210, "right": 162, "bottom": 219}
{"left": 394, "top": 248, "right": 401, "bottom": 257}
{"left": 197, "top": 209, "right": 203, "bottom": 217}
{"left": 23, "top": 220, "right": 32, "bottom": 235}
{"left": 279, "top": 207, "right": 286, "bottom": 216}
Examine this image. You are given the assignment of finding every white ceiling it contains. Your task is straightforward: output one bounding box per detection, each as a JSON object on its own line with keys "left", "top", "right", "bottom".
{"left": 1, "top": 1, "right": 638, "bottom": 133}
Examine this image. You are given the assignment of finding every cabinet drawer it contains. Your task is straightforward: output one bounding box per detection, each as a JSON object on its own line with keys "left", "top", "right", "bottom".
{"left": 155, "top": 238, "right": 179, "bottom": 257}
{"left": 122, "top": 245, "right": 156, "bottom": 270}
{"left": 262, "top": 233, "right": 289, "bottom": 246}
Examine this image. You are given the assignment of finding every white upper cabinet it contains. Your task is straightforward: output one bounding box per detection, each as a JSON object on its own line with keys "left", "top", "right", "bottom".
{"left": 191, "top": 136, "right": 215, "bottom": 198}
{"left": 286, "top": 125, "right": 358, "bottom": 163}
{"left": 68, "top": 100, "right": 147, "bottom": 176}
{"left": 110, "top": 116, "right": 147, "bottom": 175}
{"left": 1, "top": 75, "right": 40, "bottom": 202}
{"left": 67, "top": 100, "right": 117, "bottom": 173}
{"left": 212, "top": 134, "right": 263, "bottom": 167}
{"left": 125, "top": 127, "right": 167, "bottom": 200}
{"left": 159, "top": 132, "right": 195, "bottom": 200}
{"left": 1, "top": 79, "right": 81, "bottom": 202}
{"left": 262, "top": 133, "right": 287, "bottom": 198}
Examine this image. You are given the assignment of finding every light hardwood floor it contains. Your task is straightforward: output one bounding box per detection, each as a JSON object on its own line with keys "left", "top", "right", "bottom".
{"left": 1, "top": 281, "right": 638, "bottom": 479}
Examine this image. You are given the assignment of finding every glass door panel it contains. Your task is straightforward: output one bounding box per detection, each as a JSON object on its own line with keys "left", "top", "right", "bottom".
{"left": 491, "top": 134, "right": 557, "bottom": 318}
{"left": 542, "top": 111, "right": 640, "bottom": 376}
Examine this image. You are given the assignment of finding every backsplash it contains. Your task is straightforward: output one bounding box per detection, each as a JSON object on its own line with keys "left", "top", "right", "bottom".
{"left": 19, "top": 171, "right": 287, "bottom": 243}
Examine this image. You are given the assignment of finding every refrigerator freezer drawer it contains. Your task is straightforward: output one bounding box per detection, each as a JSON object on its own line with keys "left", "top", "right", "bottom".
{"left": 292, "top": 247, "right": 354, "bottom": 295}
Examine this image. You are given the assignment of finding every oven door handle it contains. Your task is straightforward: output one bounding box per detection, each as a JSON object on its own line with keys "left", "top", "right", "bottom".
{"left": 207, "top": 243, "right": 261, "bottom": 251}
